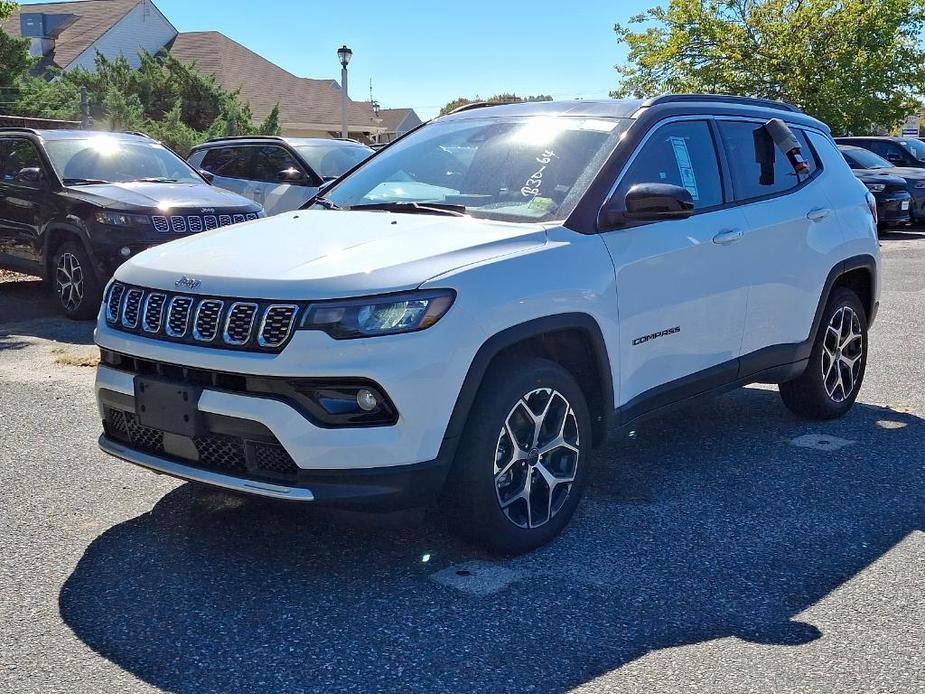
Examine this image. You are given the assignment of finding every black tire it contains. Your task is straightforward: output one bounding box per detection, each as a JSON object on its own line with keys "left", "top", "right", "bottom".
{"left": 443, "top": 356, "right": 593, "bottom": 555}
{"left": 51, "top": 240, "right": 102, "bottom": 320}
{"left": 779, "top": 287, "right": 868, "bottom": 420}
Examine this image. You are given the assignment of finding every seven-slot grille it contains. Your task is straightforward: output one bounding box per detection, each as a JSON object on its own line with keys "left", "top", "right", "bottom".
{"left": 105, "top": 282, "right": 302, "bottom": 352}
{"left": 142, "top": 293, "right": 166, "bottom": 332}
{"left": 151, "top": 212, "right": 259, "bottom": 234}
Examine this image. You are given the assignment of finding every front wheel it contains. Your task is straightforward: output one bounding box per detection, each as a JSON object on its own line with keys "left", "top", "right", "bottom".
{"left": 52, "top": 241, "right": 102, "bottom": 320}
{"left": 444, "top": 357, "right": 592, "bottom": 554}
{"left": 779, "top": 287, "right": 868, "bottom": 420}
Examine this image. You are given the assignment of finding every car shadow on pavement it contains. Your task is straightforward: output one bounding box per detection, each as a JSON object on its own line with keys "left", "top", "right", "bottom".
{"left": 0, "top": 278, "right": 95, "bottom": 348}
{"left": 59, "top": 388, "right": 924, "bottom": 692}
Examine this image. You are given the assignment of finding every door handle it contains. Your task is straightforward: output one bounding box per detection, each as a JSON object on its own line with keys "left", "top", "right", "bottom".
{"left": 807, "top": 207, "right": 832, "bottom": 222}
{"left": 713, "top": 228, "right": 743, "bottom": 245}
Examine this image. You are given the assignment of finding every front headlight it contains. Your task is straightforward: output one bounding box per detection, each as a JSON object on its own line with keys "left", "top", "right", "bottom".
{"left": 914, "top": 180, "right": 925, "bottom": 189}
{"left": 95, "top": 211, "right": 151, "bottom": 227}
{"left": 864, "top": 183, "right": 886, "bottom": 193}
{"left": 300, "top": 289, "right": 455, "bottom": 339}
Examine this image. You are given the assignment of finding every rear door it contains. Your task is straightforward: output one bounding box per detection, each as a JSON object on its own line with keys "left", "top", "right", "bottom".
{"left": 599, "top": 118, "right": 750, "bottom": 408}
{"left": 0, "top": 138, "right": 48, "bottom": 269}
{"left": 716, "top": 119, "right": 840, "bottom": 365}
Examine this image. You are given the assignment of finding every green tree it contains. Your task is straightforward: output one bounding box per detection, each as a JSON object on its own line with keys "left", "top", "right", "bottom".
{"left": 8, "top": 49, "right": 282, "bottom": 152}
{"left": 611, "top": 0, "right": 925, "bottom": 134}
{"left": 0, "top": 0, "right": 33, "bottom": 95}
{"left": 439, "top": 93, "right": 552, "bottom": 116}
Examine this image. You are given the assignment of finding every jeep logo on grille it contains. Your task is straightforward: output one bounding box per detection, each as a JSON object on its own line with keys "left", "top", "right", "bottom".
{"left": 201, "top": 207, "right": 215, "bottom": 214}
{"left": 175, "top": 277, "right": 202, "bottom": 290}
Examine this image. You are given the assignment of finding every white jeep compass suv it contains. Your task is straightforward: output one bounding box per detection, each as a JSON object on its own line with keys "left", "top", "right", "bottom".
{"left": 94, "top": 95, "right": 880, "bottom": 554}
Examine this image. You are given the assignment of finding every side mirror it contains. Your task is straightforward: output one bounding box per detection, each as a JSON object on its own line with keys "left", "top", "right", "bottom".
{"left": 600, "top": 183, "right": 694, "bottom": 228}
{"left": 16, "top": 167, "right": 43, "bottom": 185}
{"left": 198, "top": 169, "right": 215, "bottom": 184}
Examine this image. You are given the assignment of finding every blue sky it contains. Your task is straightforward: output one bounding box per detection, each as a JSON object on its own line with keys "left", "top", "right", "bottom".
{"left": 19, "top": 0, "right": 652, "bottom": 118}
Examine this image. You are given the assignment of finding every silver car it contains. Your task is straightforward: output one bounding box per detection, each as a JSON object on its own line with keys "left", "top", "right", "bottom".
{"left": 188, "top": 136, "right": 372, "bottom": 215}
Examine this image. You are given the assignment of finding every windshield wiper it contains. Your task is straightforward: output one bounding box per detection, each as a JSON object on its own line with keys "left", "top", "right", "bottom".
{"left": 63, "top": 177, "right": 109, "bottom": 185}
{"left": 133, "top": 177, "right": 180, "bottom": 183}
{"left": 348, "top": 201, "right": 468, "bottom": 217}
{"left": 312, "top": 196, "right": 342, "bottom": 210}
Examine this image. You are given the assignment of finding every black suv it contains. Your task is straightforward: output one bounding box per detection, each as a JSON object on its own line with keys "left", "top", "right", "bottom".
{"left": 834, "top": 136, "right": 925, "bottom": 169}
{"left": 0, "top": 128, "right": 264, "bottom": 319}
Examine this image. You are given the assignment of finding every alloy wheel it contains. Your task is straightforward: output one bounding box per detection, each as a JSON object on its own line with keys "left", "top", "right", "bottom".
{"left": 55, "top": 252, "right": 84, "bottom": 313}
{"left": 493, "top": 387, "right": 580, "bottom": 529}
{"left": 821, "top": 305, "right": 863, "bottom": 403}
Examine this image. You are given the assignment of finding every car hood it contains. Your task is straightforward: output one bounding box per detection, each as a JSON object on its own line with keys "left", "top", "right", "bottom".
{"left": 64, "top": 181, "right": 256, "bottom": 211}
{"left": 883, "top": 166, "right": 925, "bottom": 179}
{"left": 852, "top": 170, "right": 908, "bottom": 186}
{"left": 116, "top": 209, "right": 549, "bottom": 299}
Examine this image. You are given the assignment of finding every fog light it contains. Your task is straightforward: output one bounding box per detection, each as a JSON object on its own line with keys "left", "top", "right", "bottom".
{"left": 357, "top": 388, "right": 379, "bottom": 411}
{"left": 119, "top": 246, "right": 132, "bottom": 257}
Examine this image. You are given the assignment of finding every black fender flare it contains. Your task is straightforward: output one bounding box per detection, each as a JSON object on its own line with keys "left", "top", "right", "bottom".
{"left": 41, "top": 220, "right": 95, "bottom": 274}
{"left": 435, "top": 312, "right": 614, "bottom": 468}
{"left": 806, "top": 253, "right": 879, "bottom": 350}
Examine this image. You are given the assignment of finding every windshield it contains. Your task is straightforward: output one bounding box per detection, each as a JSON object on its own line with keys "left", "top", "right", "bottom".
{"left": 321, "top": 115, "right": 630, "bottom": 223}
{"left": 44, "top": 136, "right": 203, "bottom": 185}
{"left": 899, "top": 138, "right": 925, "bottom": 161}
{"left": 842, "top": 148, "right": 891, "bottom": 169}
{"left": 295, "top": 143, "right": 372, "bottom": 180}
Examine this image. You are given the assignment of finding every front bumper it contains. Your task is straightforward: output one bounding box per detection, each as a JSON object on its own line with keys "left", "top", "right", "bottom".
{"left": 99, "top": 434, "right": 449, "bottom": 509}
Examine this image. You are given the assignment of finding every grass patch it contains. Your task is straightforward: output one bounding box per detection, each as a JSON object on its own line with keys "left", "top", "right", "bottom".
{"left": 51, "top": 346, "right": 100, "bottom": 368}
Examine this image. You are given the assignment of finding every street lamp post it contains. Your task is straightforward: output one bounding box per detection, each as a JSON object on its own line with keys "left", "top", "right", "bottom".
{"left": 372, "top": 100, "right": 381, "bottom": 144}
{"left": 337, "top": 45, "right": 352, "bottom": 139}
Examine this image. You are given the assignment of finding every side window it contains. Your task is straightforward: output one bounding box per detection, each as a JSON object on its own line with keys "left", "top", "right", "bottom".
{"left": 0, "top": 139, "right": 44, "bottom": 188}
{"left": 250, "top": 146, "right": 308, "bottom": 184}
{"left": 866, "top": 140, "right": 902, "bottom": 162}
{"left": 719, "top": 121, "right": 812, "bottom": 201}
{"left": 617, "top": 120, "right": 723, "bottom": 209}
{"left": 200, "top": 147, "right": 254, "bottom": 180}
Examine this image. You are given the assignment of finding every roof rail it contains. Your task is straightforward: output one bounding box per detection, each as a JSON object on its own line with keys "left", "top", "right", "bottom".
{"left": 447, "top": 101, "right": 498, "bottom": 115}
{"left": 122, "top": 130, "right": 152, "bottom": 138}
{"left": 642, "top": 94, "right": 801, "bottom": 113}
{"left": 0, "top": 126, "right": 40, "bottom": 134}
{"left": 204, "top": 134, "right": 286, "bottom": 143}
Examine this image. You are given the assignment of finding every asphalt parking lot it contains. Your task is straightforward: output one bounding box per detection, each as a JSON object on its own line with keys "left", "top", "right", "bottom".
{"left": 0, "top": 231, "right": 923, "bottom": 694}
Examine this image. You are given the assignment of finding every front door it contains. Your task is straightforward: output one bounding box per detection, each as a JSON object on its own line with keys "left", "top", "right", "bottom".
{"left": 599, "top": 119, "right": 750, "bottom": 412}
{"left": 0, "top": 138, "right": 47, "bottom": 270}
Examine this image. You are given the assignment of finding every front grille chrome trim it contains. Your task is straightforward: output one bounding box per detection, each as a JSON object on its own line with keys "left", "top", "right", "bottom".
{"left": 142, "top": 293, "right": 167, "bottom": 333}
{"left": 223, "top": 302, "right": 259, "bottom": 345}
{"left": 121, "top": 288, "right": 144, "bottom": 328}
{"left": 258, "top": 304, "right": 299, "bottom": 347}
{"left": 165, "top": 295, "right": 194, "bottom": 337}
{"left": 192, "top": 299, "right": 224, "bottom": 342}
{"left": 106, "top": 282, "right": 125, "bottom": 322}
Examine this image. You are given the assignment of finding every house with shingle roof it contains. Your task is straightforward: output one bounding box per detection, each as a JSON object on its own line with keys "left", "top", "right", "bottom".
{"left": 377, "top": 107, "right": 424, "bottom": 143}
{"left": 1, "top": 0, "right": 388, "bottom": 139}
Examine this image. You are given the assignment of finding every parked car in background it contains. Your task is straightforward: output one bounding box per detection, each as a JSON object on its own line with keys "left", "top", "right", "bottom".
{"left": 188, "top": 136, "right": 373, "bottom": 215}
{"left": 839, "top": 144, "right": 924, "bottom": 226}
{"left": 0, "top": 128, "right": 264, "bottom": 319}
{"left": 95, "top": 96, "right": 879, "bottom": 553}
{"left": 834, "top": 136, "right": 925, "bottom": 169}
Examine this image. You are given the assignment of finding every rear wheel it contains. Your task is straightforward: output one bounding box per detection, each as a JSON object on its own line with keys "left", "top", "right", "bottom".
{"left": 52, "top": 240, "right": 102, "bottom": 320}
{"left": 779, "top": 287, "right": 867, "bottom": 420}
{"left": 444, "top": 357, "right": 592, "bottom": 554}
